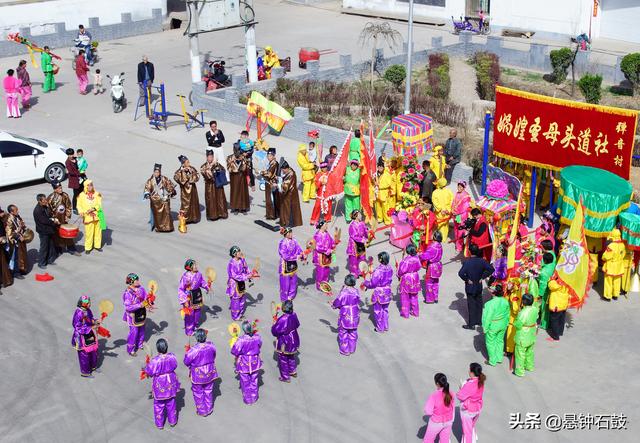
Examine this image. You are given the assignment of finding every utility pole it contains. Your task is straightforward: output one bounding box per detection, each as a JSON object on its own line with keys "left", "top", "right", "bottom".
{"left": 403, "top": 0, "right": 414, "bottom": 114}
{"left": 187, "top": 0, "right": 201, "bottom": 83}
{"left": 246, "top": 24, "right": 258, "bottom": 83}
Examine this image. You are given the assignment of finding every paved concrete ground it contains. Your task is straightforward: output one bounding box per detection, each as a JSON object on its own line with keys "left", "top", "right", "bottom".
{"left": 0, "top": 1, "right": 638, "bottom": 442}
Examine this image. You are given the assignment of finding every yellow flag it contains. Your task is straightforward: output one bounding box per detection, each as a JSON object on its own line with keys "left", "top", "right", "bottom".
{"left": 554, "top": 199, "right": 591, "bottom": 308}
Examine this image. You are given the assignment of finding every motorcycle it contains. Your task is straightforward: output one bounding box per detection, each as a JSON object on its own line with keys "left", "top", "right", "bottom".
{"left": 107, "top": 72, "right": 126, "bottom": 113}
{"left": 452, "top": 14, "right": 490, "bottom": 35}
{"left": 202, "top": 59, "right": 231, "bottom": 91}
{"left": 71, "top": 41, "right": 98, "bottom": 69}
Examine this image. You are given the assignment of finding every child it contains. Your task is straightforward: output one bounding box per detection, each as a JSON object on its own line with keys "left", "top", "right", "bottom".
{"left": 77, "top": 149, "right": 88, "bottom": 180}
{"left": 93, "top": 69, "right": 104, "bottom": 94}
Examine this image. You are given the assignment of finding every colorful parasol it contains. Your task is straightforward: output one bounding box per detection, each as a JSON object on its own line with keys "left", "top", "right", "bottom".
{"left": 476, "top": 196, "right": 517, "bottom": 214}
{"left": 619, "top": 212, "right": 640, "bottom": 251}
{"left": 391, "top": 114, "right": 434, "bottom": 157}
{"left": 246, "top": 90, "right": 292, "bottom": 134}
{"left": 559, "top": 166, "right": 632, "bottom": 238}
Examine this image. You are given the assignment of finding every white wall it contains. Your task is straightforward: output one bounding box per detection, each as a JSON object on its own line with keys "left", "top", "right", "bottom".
{"left": 0, "top": 0, "right": 167, "bottom": 36}
{"left": 598, "top": 0, "right": 640, "bottom": 44}
{"left": 343, "top": 0, "right": 465, "bottom": 21}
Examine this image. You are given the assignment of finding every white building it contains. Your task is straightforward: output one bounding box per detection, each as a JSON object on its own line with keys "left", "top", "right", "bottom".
{"left": 342, "top": 0, "right": 640, "bottom": 44}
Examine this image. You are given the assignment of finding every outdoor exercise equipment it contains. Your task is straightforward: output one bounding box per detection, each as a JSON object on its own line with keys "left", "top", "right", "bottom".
{"left": 134, "top": 81, "right": 206, "bottom": 131}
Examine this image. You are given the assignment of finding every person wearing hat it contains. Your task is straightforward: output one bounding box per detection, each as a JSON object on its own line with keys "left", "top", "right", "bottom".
{"left": 397, "top": 244, "right": 422, "bottom": 318}
{"left": 122, "top": 273, "right": 149, "bottom": 356}
{"left": 278, "top": 227, "right": 304, "bottom": 302}
{"left": 144, "top": 163, "right": 177, "bottom": 232}
{"left": 183, "top": 328, "right": 219, "bottom": 417}
{"left": 5, "top": 204, "right": 29, "bottom": 277}
{"left": 179, "top": 259, "right": 211, "bottom": 336}
{"left": 230, "top": 320, "right": 263, "bottom": 404}
{"left": 143, "top": 338, "right": 180, "bottom": 428}
{"left": 278, "top": 161, "right": 303, "bottom": 228}
{"left": 452, "top": 181, "right": 473, "bottom": 253}
{"left": 481, "top": 284, "right": 509, "bottom": 366}
{"left": 33, "top": 193, "right": 59, "bottom": 269}
{"left": 226, "top": 246, "right": 252, "bottom": 320}
{"left": 65, "top": 148, "right": 81, "bottom": 213}
{"left": 347, "top": 209, "right": 368, "bottom": 276}
{"left": 313, "top": 220, "right": 335, "bottom": 290}
{"left": 263, "top": 45, "right": 280, "bottom": 79}
{"left": 174, "top": 155, "right": 201, "bottom": 224}
{"left": 47, "top": 180, "right": 80, "bottom": 254}
{"left": 602, "top": 228, "right": 625, "bottom": 301}
{"left": 0, "top": 206, "right": 14, "bottom": 288}
{"left": 429, "top": 146, "right": 447, "bottom": 182}
{"left": 226, "top": 149, "right": 250, "bottom": 214}
{"left": 271, "top": 300, "right": 300, "bottom": 382}
{"left": 344, "top": 158, "right": 362, "bottom": 223}
{"left": 374, "top": 157, "right": 394, "bottom": 226}
{"left": 259, "top": 147, "right": 279, "bottom": 220}
{"left": 332, "top": 274, "right": 361, "bottom": 355}
{"left": 310, "top": 161, "right": 332, "bottom": 226}
{"left": 419, "top": 230, "right": 444, "bottom": 304}
{"left": 297, "top": 143, "right": 317, "bottom": 203}
{"left": 363, "top": 251, "right": 393, "bottom": 332}
{"left": 432, "top": 177, "right": 454, "bottom": 242}
{"left": 200, "top": 149, "right": 229, "bottom": 221}
{"left": 71, "top": 295, "right": 100, "bottom": 377}
{"left": 77, "top": 180, "right": 103, "bottom": 253}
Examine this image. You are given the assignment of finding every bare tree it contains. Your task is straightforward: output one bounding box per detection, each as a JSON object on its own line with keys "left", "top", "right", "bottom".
{"left": 358, "top": 22, "right": 402, "bottom": 90}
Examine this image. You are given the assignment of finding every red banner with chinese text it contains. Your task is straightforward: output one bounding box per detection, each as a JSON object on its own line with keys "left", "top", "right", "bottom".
{"left": 493, "top": 86, "right": 638, "bottom": 180}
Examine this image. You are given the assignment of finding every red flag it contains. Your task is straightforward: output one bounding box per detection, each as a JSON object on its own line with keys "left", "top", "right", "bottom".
{"left": 324, "top": 132, "right": 352, "bottom": 199}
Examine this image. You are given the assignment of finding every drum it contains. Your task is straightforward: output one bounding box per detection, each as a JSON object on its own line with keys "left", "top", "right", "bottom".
{"left": 59, "top": 223, "right": 79, "bottom": 239}
{"left": 52, "top": 63, "right": 60, "bottom": 74}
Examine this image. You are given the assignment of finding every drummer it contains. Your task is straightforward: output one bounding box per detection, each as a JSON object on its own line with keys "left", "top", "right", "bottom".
{"left": 47, "top": 181, "right": 80, "bottom": 255}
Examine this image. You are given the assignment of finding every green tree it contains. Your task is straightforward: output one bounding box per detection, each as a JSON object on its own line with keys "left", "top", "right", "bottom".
{"left": 383, "top": 64, "right": 406, "bottom": 90}
{"left": 577, "top": 73, "right": 602, "bottom": 104}
{"left": 620, "top": 53, "right": 640, "bottom": 95}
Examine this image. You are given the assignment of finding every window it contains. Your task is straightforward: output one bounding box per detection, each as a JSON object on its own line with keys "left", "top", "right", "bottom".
{"left": 0, "top": 141, "right": 36, "bottom": 158}
{"left": 398, "top": 0, "right": 446, "bottom": 7}
{"left": 8, "top": 133, "right": 48, "bottom": 147}
{"left": 466, "top": 0, "right": 490, "bottom": 17}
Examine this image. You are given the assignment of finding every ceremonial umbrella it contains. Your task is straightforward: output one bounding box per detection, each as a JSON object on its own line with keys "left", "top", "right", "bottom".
{"left": 620, "top": 212, "right": 640, "bottom": 251}
{"left": 391, "top": 113, "right": 433, "bottom": 157}
{"left": 558, "top": 165, "right": 632, "bottom": 238}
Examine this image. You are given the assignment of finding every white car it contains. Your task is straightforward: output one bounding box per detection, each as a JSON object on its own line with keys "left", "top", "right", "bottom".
{"left": 0, "top": 131, "right": 69, "bottom": 187}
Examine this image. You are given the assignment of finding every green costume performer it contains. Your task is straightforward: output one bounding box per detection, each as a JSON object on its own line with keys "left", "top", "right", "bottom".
{"left": 513, "top": 293, "right": 541, "bottom": 377}
{"left": 481, "top": 289, "right": 510, "bottom": 366}
{"left": 344, "top": 160, "right": 361, "bottom": 223}
{"left": 41, "top": 51, "right": 56, "bottom": 92}
{"left": 349, "top": 136, "right": 361, "bottom": 162}
{"left": 537, "top": 254, "right": 556, "bottom": 330}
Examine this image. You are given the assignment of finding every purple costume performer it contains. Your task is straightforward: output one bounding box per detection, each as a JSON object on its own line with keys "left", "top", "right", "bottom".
{"left": 347, "top": 219, "right": 368, "bottom": 275}
{"left": 183, "top": 332, "right": 219, "bottom": 417}
{"left": 231, "top": 329, "right": 263, "bottom": 404}
{"left": 71, "top": 299, "right": 98, "bottom": 377}
{"left": 419, "top": 240, "right": 443, "bottom": 303}
{"left": 492, "top": 256, "right": 508, "bottom": 282}
{"left": 122, "top": 273, "right": 147, "bottom": 355}
{"left": 178, "top": 261, "right": 210, "bottom": 336}
{"left": 363, "top": 263, "right": 393, "bottom": 332}
{"left": 271, "top": 307, "right": 300, "bottom": 382}
{"left": 226, "top": 247, "right": 252, "bottom": 320}
{"left": 332, "top": 282, "right": 361, "bottom": 355}
{"left": 397, "top": 254, "right": 422, "bottom": 318}
{"left": 145, "top": 348, "right": 180, "bottom": 429}
{"left": 278, "top": 235, "right": 303, "bottom": 302}
{"left": 313, "top": 226, "right": 335, "bottom": 290}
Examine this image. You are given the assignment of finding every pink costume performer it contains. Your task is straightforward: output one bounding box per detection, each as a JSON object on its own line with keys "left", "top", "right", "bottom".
{"left": 313, "top": 221, "right": 335, "bottom": 290}
{"left": 278, "top": 228, "right": 304, "bottom": 301}
{"left": 397, "top": 245, "right": 422, "bottom": 318}
{"left": 144, "top": 339, "right": 180, "bottom": 429}
{"left": 71, "top": 295, "right": 98, "bottom": 377}
{"left": 362, "top": 252, "right": 393, "bottom": 332}
{"left": 331, "top": 275, "right": 361, "bottom": 355}
{"left": 122, "top": 273, "right": 148, "bottom": 356}
{"left": 457, "top": 363, "right": 486, "bottom": 443}
{"left": 346, "top": 212, "right": 368, "bottom": 276}
{"left": 423, "top": 374, "right": 456, "bottom": 443}
{"left": 452, "top": 181, "right": 473, "bottom": 253}
{"left": 271, "top": 300, "right": 300, "bottom": 382}
{"left": 226, "top": 246, "right": 252, "bottom": 320}
{"left": 183, "top": 329, "right": 219, "bottom": 417}
{"left": 178, "top": 259, "right": 210, "bottom": 336}
{"left": 3, "top": 71, "right": 21, "bottom": 118}
{"left": 419, "top": 232, "right": 443, "bottom": 303}
{"left": 231, "top": 322, "right": 263, "bottom": 404}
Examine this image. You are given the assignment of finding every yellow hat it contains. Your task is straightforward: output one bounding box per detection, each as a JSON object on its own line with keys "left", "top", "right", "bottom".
{"left": 437, "top": 177, "right": 447, "bottom": 188}
{"left": 265, "top": 46, "right": 272, "bottom": 53}
{"left": 434, "top": 145, "right": 443, "bottom": 153}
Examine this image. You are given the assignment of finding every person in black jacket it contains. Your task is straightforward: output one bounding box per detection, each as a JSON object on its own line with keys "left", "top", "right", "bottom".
{"left": 137, "top": 56, "right": 155, "bottom": 104}
{"left": 33, "top": 194, "right": 59, "bottom": 269}
{"left": 458, "top": 243, "right": 494, "bottom": 330}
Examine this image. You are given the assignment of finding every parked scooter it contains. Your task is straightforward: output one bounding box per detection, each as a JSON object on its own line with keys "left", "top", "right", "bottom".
{"left": 202, "top": 59, "right": 231, "bottom": 91}
{"left": 107, "top": 72, "right": 126, "bottom": 113}
{"left": 452, "top": 13, "right": 490, "bottom": 35}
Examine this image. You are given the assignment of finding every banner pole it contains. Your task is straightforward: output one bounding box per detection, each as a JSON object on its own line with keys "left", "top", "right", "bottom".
{"left": 481, "top": 111, "right": 491, "bottom": 196}
{"left": 528, "top": 167, "right": 537, "bottom": 228}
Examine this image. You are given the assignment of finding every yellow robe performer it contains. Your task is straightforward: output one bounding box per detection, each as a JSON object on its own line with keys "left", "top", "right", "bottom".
{"left": 375, "top": 162, "right": 394, "bottom": 225}
{"left": 429, "top": 146, "right": 447, "bottom": 181}
{"left": 297, "top": 144, "right": 316, "bottom": 202}
{"left": 505, "top": 277, "right": 522, "bottom": 354}
{"left": 602, "top": 229, "right": 625, "bottom": 300}
{"left": 77, "top": 180, "right": 103, "bottom": 253}
{"left": 431, "top": 178, "right": 453, "bottom": 241}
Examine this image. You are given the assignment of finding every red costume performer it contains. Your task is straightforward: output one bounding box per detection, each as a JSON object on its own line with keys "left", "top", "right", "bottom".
{"left": 310, "top": 162, "right": 332, "bottom": 225}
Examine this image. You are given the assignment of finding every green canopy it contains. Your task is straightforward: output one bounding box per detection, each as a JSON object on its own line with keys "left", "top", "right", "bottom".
{"left": 620, "top": 212, "right": 640, "bottom": 250}
{"left": 559, "top": 165, "right": 632, "bottom": 238}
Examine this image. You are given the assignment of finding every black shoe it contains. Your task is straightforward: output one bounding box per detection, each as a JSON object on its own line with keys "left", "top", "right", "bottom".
{"left": 601, "top": 297, "right": 611, "bottom": 302}
{"left": 462, "top": 324, "right": 475, "bottom": 330}
{"left": 85, "top": 250, "right": 91, "bottom": 255}
{"left": 95, "top": 248, "right": 103, "bottom": 252}
{"left": 38, "top": 265, "right": 47, "bottom": 270}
